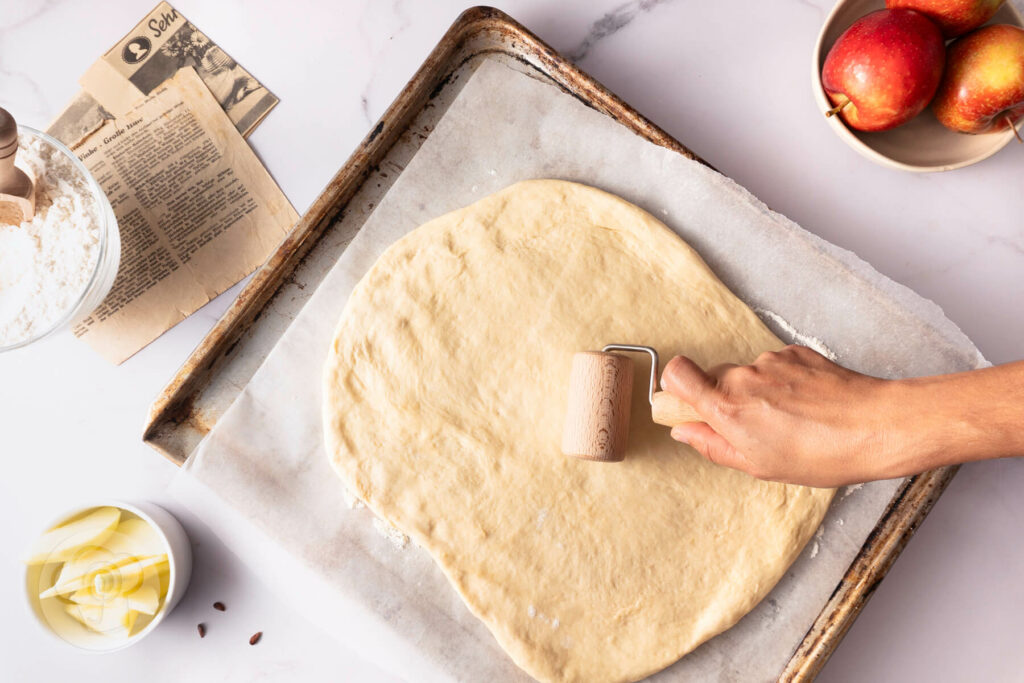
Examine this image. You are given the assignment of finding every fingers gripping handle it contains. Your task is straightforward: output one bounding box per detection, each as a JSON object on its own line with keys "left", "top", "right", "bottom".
{"left": 596, "top": 345, "right": 702, "bottom": 428}
{"left": 651, "top": 391, "right": 702, "bottom": 427}
{"left": 562, "top": 349, "right": 704, "bottom": 463}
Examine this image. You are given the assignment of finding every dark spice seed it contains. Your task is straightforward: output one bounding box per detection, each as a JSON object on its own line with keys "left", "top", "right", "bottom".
{"left": 249, "top": 631, "right": 263, "bottom": 646}
{"left": 197, "top": 623, "right": 206, "bottom": 638}
{"left": 213, "top": 602, "right": 226, "bottom": 611}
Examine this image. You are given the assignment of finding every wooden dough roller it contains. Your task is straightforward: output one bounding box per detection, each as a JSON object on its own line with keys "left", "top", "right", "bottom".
{"left": 562, "top": 344, "right": 701, "bottom": 462}
{"left": 0, "top": 107, "right": 35, "bottom": 225}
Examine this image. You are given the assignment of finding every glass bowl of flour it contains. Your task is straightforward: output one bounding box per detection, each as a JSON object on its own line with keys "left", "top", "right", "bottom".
{"left": 0, "top": 127, "right": 120, "bottom": 352}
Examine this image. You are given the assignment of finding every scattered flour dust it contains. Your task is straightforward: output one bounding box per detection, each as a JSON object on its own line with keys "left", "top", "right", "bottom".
{"left": 341, "top": 485, "right": 365, "bottom": 510}
{"left": 372, "top": 517, "right": 410, "bottom": 550}
{"left": 809, "top": 525, "right": 825, "bottom": 559}
{"left": 342, "top": 485, "right": 408, "bottom": 548}
{"left": 841, "top": 483, "right": 864, "bottom": 499}
{"left": 754, "top": 308, "right": 838, "bottom": 362}
{"left": 0, "top": 133, "right": 102, "bottom": 346}
{"left": 527, "top": 604, "right": 560, "bottom": 629}
{"left": 808, "top": 486, "right": 860, "bottom": 560}
{"left": 342, "top": 486, "right": 408, "bottom": 549}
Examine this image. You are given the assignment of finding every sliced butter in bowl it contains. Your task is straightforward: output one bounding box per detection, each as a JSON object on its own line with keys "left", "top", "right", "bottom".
{"left": 64, "top": 601, "right": 139, "bottom": 641}
{"left": 40, "top": 554, "right": 168, "bottom": 600}
{"left": 23, "top": 501, "right": 191, "bottom": 652}
{"left": 23, "top": 506, "right": 121, "bottom": 565}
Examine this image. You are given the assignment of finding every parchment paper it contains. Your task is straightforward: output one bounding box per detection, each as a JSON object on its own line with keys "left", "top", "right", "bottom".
{"left": 171, "top": 60, "right": 986, "bottom": 682}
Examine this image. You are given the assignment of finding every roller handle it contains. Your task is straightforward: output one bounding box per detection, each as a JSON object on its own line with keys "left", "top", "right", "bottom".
{"left": 0, "top": 107, "right": 19, "bottom": 159}
{"left": 651, "top": 391, "right": 702, "bottom": 427}
{"left": 0, "top": 107, "right": 35, "bottom": 224}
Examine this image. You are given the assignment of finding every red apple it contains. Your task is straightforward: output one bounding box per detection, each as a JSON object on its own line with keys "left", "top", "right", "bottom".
{"left": 886, "top": 0, "right": 1004, "bottom": 38}
{"left": 932, "top": 24, "right": 1024, "bottom": 135}
{"left": 822, "top": 9, "right": 946, "bottom": 131}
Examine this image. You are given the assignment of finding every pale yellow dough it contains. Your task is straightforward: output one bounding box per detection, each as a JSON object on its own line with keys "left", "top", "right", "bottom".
{"left": 323, "top": 180, "right": 834, "bottom": 683}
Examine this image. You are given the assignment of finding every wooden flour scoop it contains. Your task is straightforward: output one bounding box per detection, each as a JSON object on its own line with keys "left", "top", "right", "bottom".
{"left": 0, "top": 107, "right": 36, "bottom": 226}
{"left": 562, "top": 344, "right": 701, "bottom": 462}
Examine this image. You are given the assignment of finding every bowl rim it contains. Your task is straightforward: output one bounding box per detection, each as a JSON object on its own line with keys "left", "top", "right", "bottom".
{"left": 22, "top": 500, "right": 182, "bottom": 654}
{"left": 0, "top": 125, "right": 116, "bottom": 353}
{"left": 812, "top": 2, "right": 1024, "bottom": 172}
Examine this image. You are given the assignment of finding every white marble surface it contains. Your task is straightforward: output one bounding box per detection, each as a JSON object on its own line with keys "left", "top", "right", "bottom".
{"left": 1, "top": 1, "right": 1022, "bottom": 681}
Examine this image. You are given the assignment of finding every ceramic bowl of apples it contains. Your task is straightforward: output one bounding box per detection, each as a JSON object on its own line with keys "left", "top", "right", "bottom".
{"left": 814, "top": 0, "right": 1024, "bottom": 171}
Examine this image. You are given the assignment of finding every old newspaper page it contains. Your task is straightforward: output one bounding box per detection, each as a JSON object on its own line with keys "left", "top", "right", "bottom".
{"left": 50, "top": 2, "right": 275, "bottom": 147}
{"left": 67, "top": 67, "right": 297, "bottom": 364}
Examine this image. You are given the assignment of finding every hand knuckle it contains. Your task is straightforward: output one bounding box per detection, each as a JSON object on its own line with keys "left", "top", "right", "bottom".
{"left": 737, "top": 365, "right": 759, "bottom": 380}
{"left": 725, "top": 366, "right": 759, "bottom": 389}
{"left": 710, "top": 397, "right": 740, "bottom": 421}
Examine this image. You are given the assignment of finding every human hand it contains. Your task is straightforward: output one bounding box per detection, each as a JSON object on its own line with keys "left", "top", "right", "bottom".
{"left": 661, "top": 346, "right": 907, "bottom": 488}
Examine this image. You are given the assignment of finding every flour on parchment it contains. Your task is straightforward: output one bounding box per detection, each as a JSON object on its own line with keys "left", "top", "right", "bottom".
{"left": 755, "top": 308, "right": 837, "bottom": 361}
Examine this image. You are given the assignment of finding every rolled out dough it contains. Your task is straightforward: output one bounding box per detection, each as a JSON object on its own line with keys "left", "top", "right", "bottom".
{"left": 323, "top": 180, "right": 834, "bottom": 682}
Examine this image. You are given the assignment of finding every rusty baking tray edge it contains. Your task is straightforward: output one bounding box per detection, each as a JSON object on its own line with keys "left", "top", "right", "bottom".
{"left": 143, "top": 6, "right": 957, "bottom": 680}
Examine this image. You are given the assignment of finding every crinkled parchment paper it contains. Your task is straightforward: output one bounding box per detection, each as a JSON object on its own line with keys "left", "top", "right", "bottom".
{"left": 171, "top": 60, "right": 986, "bottom": 682}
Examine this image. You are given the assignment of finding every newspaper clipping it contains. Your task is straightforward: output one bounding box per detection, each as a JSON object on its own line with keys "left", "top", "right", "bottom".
{"left": 81, "top": 2, "right": 277, "bottom": 138}
{"left": 62, "top": 67, "right": 296, "bottom": 363}
{"left": 45, "top": 3, "right": 294, "bottom": 363}
{"left": 49, "top": 2, "right": 277, "bottom": 148}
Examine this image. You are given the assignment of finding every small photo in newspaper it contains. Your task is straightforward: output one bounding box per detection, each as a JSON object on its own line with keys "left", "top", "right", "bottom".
{"left": 79, "top": 2, "right": 277, "bottom": 138}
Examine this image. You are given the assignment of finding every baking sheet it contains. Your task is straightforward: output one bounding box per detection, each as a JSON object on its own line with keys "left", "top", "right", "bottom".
{"left": 171, "top": 59, "right": 985, "bottom": 682}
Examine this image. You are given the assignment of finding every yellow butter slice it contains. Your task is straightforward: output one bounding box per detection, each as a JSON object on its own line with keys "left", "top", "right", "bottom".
{"left": 45, "top": 517, "right": 167, "bottom": 593}
{"left": 41, "top": 554, "right": 167, "bottom": 599}
{"left": 123, "top": 583, "right": 160, "bottom": 615}
{"left": 96, "top": 518, "right": 166, "bottom": 559}
{"left": 64, "top": 599, "right": 138, "bottom": 639}
{"left": 25, "top": 507, "right": 121, "bottom": 565}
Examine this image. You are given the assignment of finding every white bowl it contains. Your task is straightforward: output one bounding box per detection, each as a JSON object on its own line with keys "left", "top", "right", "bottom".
{"left": 813, "top": 0, "right": 1024, "bottom": 172}
{"left": 0, "top": 126, "right": 121, "bottom": 353}
{"left": 24, "top": 501, "right": 192, "bottom": 653}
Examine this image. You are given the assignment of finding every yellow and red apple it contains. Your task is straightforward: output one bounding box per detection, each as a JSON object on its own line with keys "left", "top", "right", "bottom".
{"left": 822, "top": 9, "right": 946, "bottom": 131}
{"left": 886, "top": 0, "right": 1004, "bottom": 38}
{"left": 933, "top": 24, "right": 1024, "bottom": 135}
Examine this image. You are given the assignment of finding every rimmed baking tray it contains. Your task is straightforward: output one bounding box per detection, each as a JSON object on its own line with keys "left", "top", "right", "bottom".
{"left": 143, "top": 6, "right": 957, "bottom": 680}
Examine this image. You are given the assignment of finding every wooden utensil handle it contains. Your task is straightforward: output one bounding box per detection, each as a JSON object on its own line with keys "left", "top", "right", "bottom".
{"left": 0, "top": 107, "right": 35, "bottom": 223}
{"left": 651, "top": 391, "right": 702, "bottom": 427}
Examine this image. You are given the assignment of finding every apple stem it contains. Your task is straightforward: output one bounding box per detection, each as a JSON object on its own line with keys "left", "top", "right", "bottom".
{"left": 1006, "top": 116, "right": 1023, "bottom": 144}
{"left": 825, "top": 99, "right": 851, "bottom": 119}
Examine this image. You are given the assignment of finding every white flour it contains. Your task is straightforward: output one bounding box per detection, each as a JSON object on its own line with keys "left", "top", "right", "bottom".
{"left": 809, "top": 525, "right": 825, "bottom": 559}
{"left": 841, "top": 483, "right": 864, "bottom": 499}
{"left": 754, "top": 308, "right": 838, "bottom": 361}
{"left": 372, "top": 517, "right": 410, "bottom": 549}
{"left": 0, "top": 133, "right": 102, "bottom": 346}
